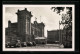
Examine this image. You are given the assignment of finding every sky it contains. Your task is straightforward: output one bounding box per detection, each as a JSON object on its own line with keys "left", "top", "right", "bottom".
{"left": 4, "top": 5, "right": 65, "bottom": 37}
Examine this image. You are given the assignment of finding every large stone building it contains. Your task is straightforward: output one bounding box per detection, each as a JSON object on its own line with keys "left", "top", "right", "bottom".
{"left": 5, "top": 8, "right": 46, "bottom": 44}
{"left": 47, "top": 30, "right": 62, "bottom": 44}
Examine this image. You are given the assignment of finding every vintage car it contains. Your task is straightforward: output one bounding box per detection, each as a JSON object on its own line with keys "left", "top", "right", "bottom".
{"left": 5, "top": 42, "right": 10, "bottom": 48}
{"left": 32, "top": 41, "right": 36, "bottom": 46}
{"left": 6, "top": 40, "right": 21, "bottom": 48}
{"left": 27, "top": 42, "right": 33, "bottom": 46}
{"left": 21, "top": 42, "right": 27, "bottom": 47}
{"left": 5, "top": 41, "right": 17, "bottom": 48}
{"left": 27, "top": 41, "right": 36, "bottom": 46}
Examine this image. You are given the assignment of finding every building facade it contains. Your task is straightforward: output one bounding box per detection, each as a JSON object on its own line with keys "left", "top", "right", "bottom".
{"left": 47, "top": 30, "right": 62, "bottom": 44}
{"left": 5, "top": 8, "right": 45, "bottom": 43}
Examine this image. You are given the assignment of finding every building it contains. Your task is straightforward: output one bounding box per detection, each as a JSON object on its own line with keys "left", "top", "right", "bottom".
{"left": 47, "top": 30, "right": 62, "bottom": 44}
{"left": 5, "top": 8, "right": 46, "bottom": 44}
{"left": 35, "top": 37, "right": 47, "bottom": 44}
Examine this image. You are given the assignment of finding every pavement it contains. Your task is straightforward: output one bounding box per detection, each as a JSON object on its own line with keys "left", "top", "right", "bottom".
{"left": 17, "top": 44, "right": 64, "bottom": 49}
{"left": 6, "top": 44, "right": 64, "bottom": 49}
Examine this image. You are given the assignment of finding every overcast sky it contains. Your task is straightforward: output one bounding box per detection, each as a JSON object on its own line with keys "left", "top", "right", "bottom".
{"left": 4, "top": 5, "right": 66, "bottom": 37}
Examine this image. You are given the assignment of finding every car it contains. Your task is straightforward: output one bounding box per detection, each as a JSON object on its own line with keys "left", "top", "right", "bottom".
{"left": 5, "top": 42, "right": 10, "bottom": 48}
{"left": 6, "top": 43, "right": 17, "bottom": 48}
{"left": 10, "top": 43, "right": 17, "bottom": 48}
{"left": 6, "top": 40, "right": 21, "bottom": 48}
{"left": 5, "top": 41, "right": 17, "bottom": 48}
{"left": 21, "top": 42, "right": 27, "bottom": 47}
{"left": 32, "top": 41, "right": 36, "bottom": 46}
{"left": 27, "top": 42, "right": 33, "bottom": 46}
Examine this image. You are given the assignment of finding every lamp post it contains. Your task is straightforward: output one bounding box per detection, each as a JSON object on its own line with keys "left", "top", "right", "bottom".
{"left": 59, "top": 21, "right": 60, "bottom": 44}
{"left": 59, "top": 21, "right": 61, "bottom": 45}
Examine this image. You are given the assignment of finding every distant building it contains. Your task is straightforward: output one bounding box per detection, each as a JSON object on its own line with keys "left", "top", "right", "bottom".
{"left": 5, "top": 8, "right": 46, "bottom": 44}
{"left": 47, "top": 30, "right": 62, "bottom": 44}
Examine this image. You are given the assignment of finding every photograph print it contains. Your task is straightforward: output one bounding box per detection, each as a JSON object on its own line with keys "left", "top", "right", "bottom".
{"left": 3, "top": 5, "right": 75, "bottom": 51}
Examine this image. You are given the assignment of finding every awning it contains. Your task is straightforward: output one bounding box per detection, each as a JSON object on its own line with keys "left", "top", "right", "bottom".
{"left": 35, "top": 37, "right": 46, "bottom": 39}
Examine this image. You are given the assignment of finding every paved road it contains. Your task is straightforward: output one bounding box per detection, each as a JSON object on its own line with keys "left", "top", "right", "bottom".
{"left": 17, "top": 44, "right": 64, "bottom": 49}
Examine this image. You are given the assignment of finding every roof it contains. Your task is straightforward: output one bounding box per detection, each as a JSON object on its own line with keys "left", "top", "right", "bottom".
{"left": 16, "top": 8, "right": 33, "bottom": 17}
{"left": 11, "top": 23, "right": 17, "bottom": 28}
{"left": 35, "top": 37, "right": 46, "bottom": 39}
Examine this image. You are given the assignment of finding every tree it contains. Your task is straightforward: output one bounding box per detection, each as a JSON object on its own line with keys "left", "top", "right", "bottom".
{"left": 51, "top": 7, "right": 65, "bottom": 14}
{"left": 51, "top": 7, "right": 72, "bottom": 29}
{"left": 51, "top": 7, "right": 72, "bottom": 47}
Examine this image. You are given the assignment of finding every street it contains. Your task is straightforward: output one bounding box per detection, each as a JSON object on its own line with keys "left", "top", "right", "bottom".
{"left": 7, "top": 44, "right": 64, "bottom": 49}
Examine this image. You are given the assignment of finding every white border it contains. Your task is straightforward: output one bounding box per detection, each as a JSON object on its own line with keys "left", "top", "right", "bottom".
{"left": 3, "top": 5, "right": 75, "bottom": 51}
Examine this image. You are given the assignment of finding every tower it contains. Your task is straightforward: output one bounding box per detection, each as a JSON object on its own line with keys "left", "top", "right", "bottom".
{"left": 39, "top": 22, "right": 45, "bottom": 37}
{"left": 16, "top": 8, "right": 33, "bottom": 42}
{"left": 8, "top": 20, "right": 11, "bottom": 28}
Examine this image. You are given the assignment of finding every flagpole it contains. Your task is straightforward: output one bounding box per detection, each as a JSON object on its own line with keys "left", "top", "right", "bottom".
{"left": 59, "top": 21, "right": 61, "bottom": 45}
{"left": 40, "top": 16, "right": 41, "bottom": 23}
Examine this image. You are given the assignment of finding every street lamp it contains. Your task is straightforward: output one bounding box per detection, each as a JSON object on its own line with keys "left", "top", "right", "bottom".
{"left": 59, "top": 20, "right": 61, "bottom": 45}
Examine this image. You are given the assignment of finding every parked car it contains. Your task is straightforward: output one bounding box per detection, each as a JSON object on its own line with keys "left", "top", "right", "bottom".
{"left": 5, "top": 42, "right": 10, "bottom": 48}
{"left": 32, "top": 41, "right": 36, "bottom": 46}
{"left": 6, "top": 42, "right": 17, "bottom": 48}
{"left": 21, "top": 42, "right": 27, "bottom": 47}
{"left": 27, "top": 42, "right": 33, "bottom": 46}
{"left": 10, "top": 43, "right": 17, "bottom": 48}
{"left": 6, "top": 40, "right": 21, "bottom": 48}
